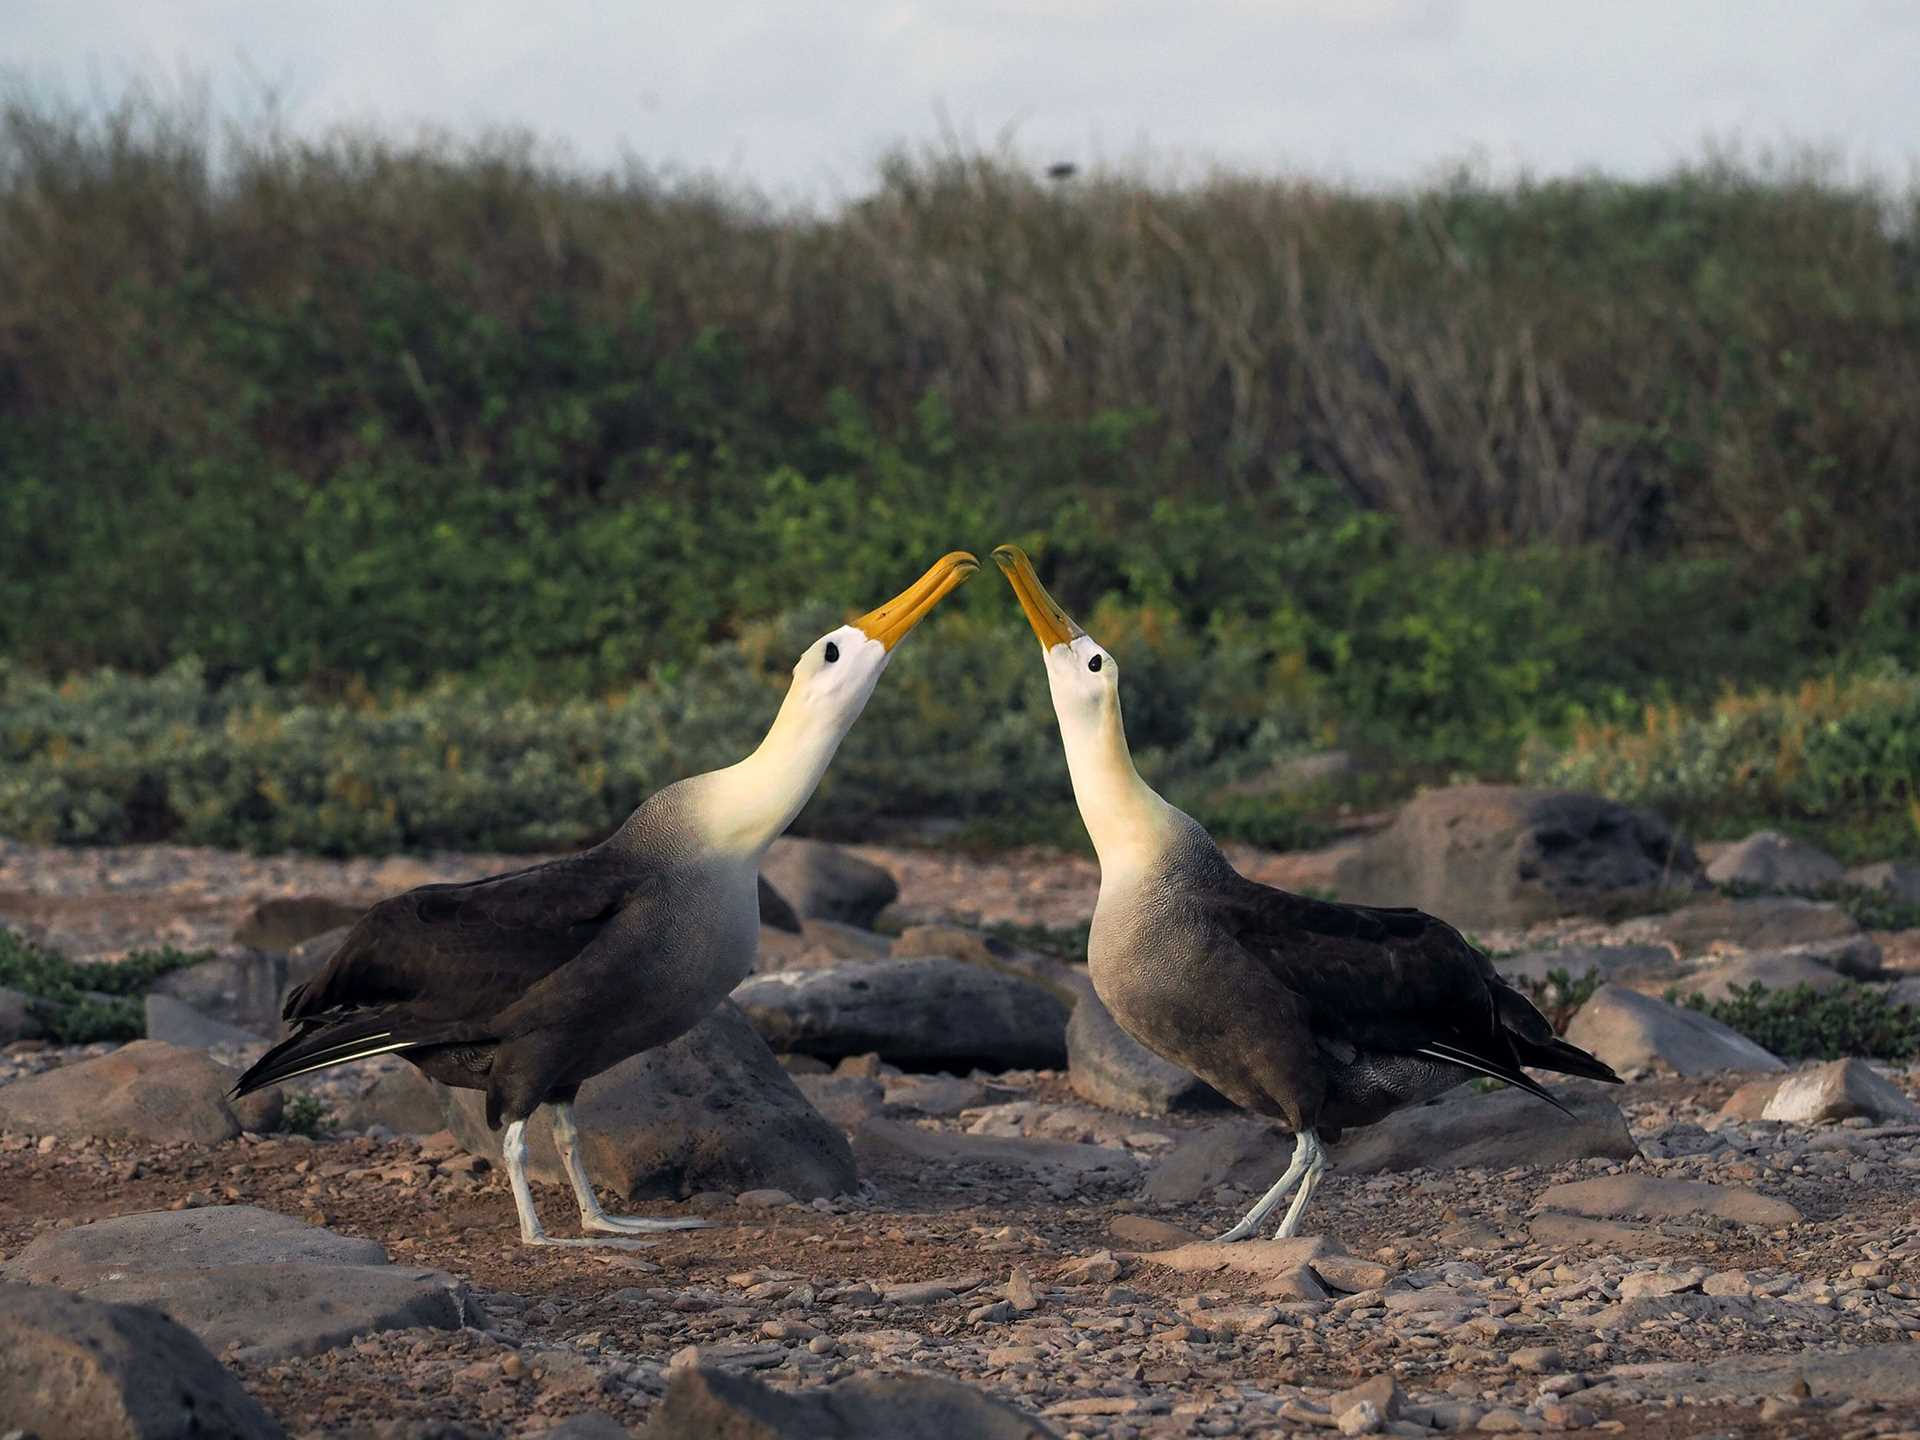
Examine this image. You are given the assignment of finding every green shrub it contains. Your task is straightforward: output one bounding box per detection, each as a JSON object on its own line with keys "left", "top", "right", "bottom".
{"left": 0, "top": 926, "right": 206, "bottom": 1043}
{"left": 1675, "top": 982, "right": 1920, "bottom": 1061}
{"left": 277, "top": 1093, "right": 333, "bottom": 1139}
{"left": 1521, "top": 669, "right": 1920, "bottom": 860}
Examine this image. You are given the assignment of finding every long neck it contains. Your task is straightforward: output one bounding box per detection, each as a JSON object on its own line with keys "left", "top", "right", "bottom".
{"left": 674, "top": 685, "right": 858, "bottom": 858}
{"left": 1056, "top": 697, "right": 1186, "bottom": 879}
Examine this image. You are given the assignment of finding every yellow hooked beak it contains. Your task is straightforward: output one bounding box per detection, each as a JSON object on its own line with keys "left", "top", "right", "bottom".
{"left": 992, "top": 545, "right": 1085, "bottom": 651}
{"left": 852, "top": 551, "right": 979, "bottom": 651}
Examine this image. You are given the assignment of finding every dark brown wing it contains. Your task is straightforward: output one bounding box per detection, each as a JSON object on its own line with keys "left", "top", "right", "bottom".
{"left": 285, "top": 848, "right": 645, "bottom": 1026}
{"left": 1208, "top": 872, "right": 1616, "bottom": 1103}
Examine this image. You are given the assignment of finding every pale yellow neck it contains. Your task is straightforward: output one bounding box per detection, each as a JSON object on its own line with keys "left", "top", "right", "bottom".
{"left": 1056, "top": 699, "right": 1185, "bottom": 878}
{"left": 679, "top": 685, "right": 853, "bottom": 857}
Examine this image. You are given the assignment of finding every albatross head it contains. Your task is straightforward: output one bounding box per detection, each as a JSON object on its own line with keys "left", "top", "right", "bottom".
{"left": 991, "top": 544, "right": 1118, "bottom": 722}
{"left": 788, "top": 550, "right": 981, "bottom": 725}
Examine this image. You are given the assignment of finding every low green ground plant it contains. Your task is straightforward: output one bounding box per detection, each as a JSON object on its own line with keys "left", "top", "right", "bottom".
{"left": 1673, "top": 981, "right": 1920, "bottom": 1061}
{"left": 0, "top": 926, "right": 206, "bottom": 1042}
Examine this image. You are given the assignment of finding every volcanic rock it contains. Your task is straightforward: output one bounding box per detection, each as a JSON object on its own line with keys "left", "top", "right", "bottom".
{"left": 1563, "top": 985, "right": 1784, "bottom": 1076}
{"left": 1334, "top": 1084, "right": 1638, "bottom": 1174}
{"left": 441, "top": 1000, "right": 856, "bottom": 1200}
{"left": 0, "top": 1282, "right": 284, "bottom": 1439}
{"left": 733, "top": 958, "right": 1070, "bottom": 1072}
{"left": 0, "top": 1039, "right": 245, "bottom": 1145}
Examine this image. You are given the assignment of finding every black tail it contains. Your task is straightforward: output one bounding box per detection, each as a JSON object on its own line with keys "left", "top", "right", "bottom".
{"left": 1510, "top": 1032, "right": 1623, "bottom": 1086}
{"left": 230, "top": 1011, "right": 421, "bottom": 1097}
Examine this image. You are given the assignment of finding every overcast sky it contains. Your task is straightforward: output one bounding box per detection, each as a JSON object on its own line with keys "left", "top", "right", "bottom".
{"left": 9, "top": 1, "right": 1920, "bottom": 201}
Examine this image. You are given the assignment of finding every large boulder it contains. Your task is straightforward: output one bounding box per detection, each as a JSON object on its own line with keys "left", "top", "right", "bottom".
{"left": 1704, "top": 831, "right": 1845, "bottom": 893}
{"left": 0, "top": 1040, "right": 244, "bottom": 1145}
{"left": 647, "top": 1365, "right": 1057, "bottom": 1439}
{"left": 761, "top": 839, "right": 899, "bottom": 928}
{"left": 1278, "top": 786, "right": 1698, "bottom": 931}
{"left": 2, "top": 1206, "right": 473, "bottom": 1364}
{"left": 0, "top": 1282, "right": 284, "bottom": 1439}
{"left": 441, "top": 1000, "right": 856, "bottom": 1200}
{"left": 732, "top": 959, "right": 1070, "bottom": 1072}
{"left": 1333, "top": 1084, "right": 1638, "bottom": 1174}
{"left": 1066, "top": 987, "right": 1229, "bottom": 1115}
{"left": 1563, "top": 985, "right": 1785, "bottom": 1076}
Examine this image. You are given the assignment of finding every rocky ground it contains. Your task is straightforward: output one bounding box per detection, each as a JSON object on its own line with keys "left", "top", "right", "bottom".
{"left": 3, "top": 800, "right": 1920, "bottom": 1439}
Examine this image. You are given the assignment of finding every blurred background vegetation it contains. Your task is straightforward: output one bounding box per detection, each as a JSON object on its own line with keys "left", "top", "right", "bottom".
{"left": 3, "top": 92, "right": 1917, "bottom": 858}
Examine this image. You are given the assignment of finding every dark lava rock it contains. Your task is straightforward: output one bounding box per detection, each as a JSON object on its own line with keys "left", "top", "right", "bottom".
{"left": 733, "top": 958, "right": 1070, "bottom": 1072}
{"left": 0, "top": 1281, "right": 285, "bottom": 1439}
{"left": 441, "top": 1000, "right": 856, "bottom": 1200}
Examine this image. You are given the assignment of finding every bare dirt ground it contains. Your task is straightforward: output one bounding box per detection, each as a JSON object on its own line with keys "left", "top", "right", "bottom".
{"left": 4, "top": 838, "right": 1919, "bottom": 1439}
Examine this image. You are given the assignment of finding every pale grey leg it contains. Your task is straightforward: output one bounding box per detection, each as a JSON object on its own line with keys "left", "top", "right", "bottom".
{"left": 1214, "top": 1129, "right": 1323, "bottom": 1243}
{"left": 502, "top": 1116, "right": 675, "bottom": 1249}
{"left": 1272, "top": 1144, "right": 1329, "bottom": 1238}
{"left": 549, "top": 1102, "right": 710, "bottom": 1235}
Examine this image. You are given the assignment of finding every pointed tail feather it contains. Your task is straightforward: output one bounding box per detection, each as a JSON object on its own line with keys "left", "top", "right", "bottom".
{"left": 232, "top": 1011, "right": 442, "bottom": 1097}
{"left": 1510, "top": 1032, "right": 1623, "bottom": 1085}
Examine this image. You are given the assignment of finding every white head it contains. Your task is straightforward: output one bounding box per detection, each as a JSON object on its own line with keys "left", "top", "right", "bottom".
{"left": 994, "top": 545, "right": 1182, "bottom": 871}
{"left": 689, "top": 551, "right": 978, "bottom": 853}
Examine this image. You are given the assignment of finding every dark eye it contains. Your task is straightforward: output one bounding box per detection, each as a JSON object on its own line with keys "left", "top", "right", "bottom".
{"left": 824, "top": 642, "right": 840, "bottom": 663}
{"left": 1088, "top": 654, "right": 1103, "bottom": 672}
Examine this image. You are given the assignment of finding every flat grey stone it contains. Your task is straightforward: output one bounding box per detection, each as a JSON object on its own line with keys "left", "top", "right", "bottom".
{"left": 1334, "top": 1083, "right": 1638, "bottom": 1174}
{"left": 854, "top": 1117, "right": 1137, "bottom": 1183}
{"left": 0, "top": 1281, "right": 284, "bottom": 1439}
{"left": 150, "top": 945, "right": 330, "bottom": 1037}
{"left": 1572, "top": 1291, "right": 1834, "bottom": 1330}
{"left": 1143, "top": 1119, "right": 1286, "bottom": 1205}
{"left": 82, "top": 1262, "right": 474, "bottom": 1362}
{"left": 2, "top": 1205, "right": 386, "bottom": 1287}
{"left": 791, "top": 1073, "right": 887, "bottom": 1131}
{"left": 1563, "top": 985, "right": 1784, "bottom": 1076}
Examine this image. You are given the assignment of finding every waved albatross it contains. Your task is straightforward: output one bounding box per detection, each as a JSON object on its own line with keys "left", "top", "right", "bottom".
{"left": 992, "top": 545, "right": 1619, "bottom": 1241}
{"left": 233, "top": 551, "right": 979, "bottom": 1247}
